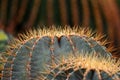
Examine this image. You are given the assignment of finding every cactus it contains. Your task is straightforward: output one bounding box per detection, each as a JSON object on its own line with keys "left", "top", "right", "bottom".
{"left": 0, "top": 27, "right": 119, "bottom": 80}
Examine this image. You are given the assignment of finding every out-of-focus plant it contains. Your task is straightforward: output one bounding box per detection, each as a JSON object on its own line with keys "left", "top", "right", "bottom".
{"left": 0, "top": 30, "right": 8, "bottom": 52}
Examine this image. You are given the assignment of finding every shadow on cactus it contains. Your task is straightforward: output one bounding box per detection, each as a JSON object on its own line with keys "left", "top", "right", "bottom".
{"left": 0, "top": 26, "right": 119, "bottom": 80}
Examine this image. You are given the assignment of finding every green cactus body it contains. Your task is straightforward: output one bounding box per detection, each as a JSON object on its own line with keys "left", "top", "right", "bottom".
{"left": 0, "top": 27, "right": 119, "bottom": 80}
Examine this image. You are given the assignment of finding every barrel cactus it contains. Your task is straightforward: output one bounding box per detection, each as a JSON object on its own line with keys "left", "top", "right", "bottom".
{"left": 0, "top": 26, "right": 119, "bottom": 80}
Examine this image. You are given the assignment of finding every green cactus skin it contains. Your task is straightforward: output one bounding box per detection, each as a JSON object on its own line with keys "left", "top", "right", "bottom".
{"left": 0, "top": 27, "right": 119, "bottom": 80}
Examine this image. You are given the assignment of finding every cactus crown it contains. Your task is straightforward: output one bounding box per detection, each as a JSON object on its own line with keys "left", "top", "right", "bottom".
{"left": 5, "top": 26, "right": 113, "bottom": 52}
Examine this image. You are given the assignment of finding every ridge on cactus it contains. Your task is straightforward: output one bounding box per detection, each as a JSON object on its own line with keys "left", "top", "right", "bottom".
{"left": 0, "top": 26, "right": 119, "bottom": 80}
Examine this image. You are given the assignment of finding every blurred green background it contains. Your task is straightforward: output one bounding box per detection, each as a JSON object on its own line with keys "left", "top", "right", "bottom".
{"left": 0, "top": 0, "right": 120, "bottom": 57}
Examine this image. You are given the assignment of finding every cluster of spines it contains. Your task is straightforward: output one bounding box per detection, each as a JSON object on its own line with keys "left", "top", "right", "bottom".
{"left": 4, "top": 26, "right": 115, "bottom": 51}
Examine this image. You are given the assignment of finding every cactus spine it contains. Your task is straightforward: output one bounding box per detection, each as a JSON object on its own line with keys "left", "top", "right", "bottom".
{"left": 0, "top": 26, "right": 119, "bottom": 80}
